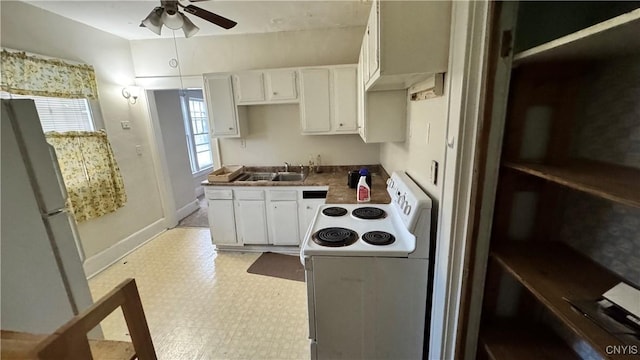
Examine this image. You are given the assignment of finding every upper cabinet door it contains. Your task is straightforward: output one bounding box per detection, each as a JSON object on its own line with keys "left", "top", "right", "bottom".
{"left": 366, "top": 1, "right": 380, "bottom": 82}
{"left": 266, "top": 70, "right": 298, "bottom": 101}
{"left": 300, "top": 69, "right": 332, "bottom": 134}
{"left": 332, "top": 66, "right": 358, "bottom": 133}
{"left": 203, "top": 74, "right": 240, "bottom": 137}
{"left": 235, "top": 72, "right": 266, "bottom": 104}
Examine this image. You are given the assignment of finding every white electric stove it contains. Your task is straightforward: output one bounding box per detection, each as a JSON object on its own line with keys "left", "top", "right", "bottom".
{"left": 300, "top": 171, "right": 433, "bottom": 360}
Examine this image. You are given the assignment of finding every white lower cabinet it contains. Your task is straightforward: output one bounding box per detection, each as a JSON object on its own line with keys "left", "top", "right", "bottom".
{"left": 207, "top": 187, "right": 325, "bottom": 248}
{"left": 234, "top": 190, "right": 268, "bottom": 245}
{"left": 269, "top": 201, "right": 299, "bottom": 246}
{"left": 205, "top": 189, "right": 238, "bottom": 246}
{"left": 268, "top": 190, "right": 299, "bottom": 246}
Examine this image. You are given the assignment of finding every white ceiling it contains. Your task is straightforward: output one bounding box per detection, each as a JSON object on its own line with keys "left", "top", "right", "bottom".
{"left": 26, "top": 1, "right": 372, "bottom": 41}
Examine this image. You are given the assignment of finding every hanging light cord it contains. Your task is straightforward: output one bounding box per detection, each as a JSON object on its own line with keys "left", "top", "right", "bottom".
{"left": 172, "top": 30, "right": 185, "bottom": 93}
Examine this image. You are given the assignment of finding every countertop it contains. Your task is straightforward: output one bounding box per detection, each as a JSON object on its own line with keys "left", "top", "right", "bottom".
{"left": 202, "top": 165, "right": 391, "bottom": 204}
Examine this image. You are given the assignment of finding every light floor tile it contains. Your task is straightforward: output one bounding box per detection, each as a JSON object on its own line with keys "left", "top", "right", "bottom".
{"left": 89, "top": 228, "right": 310, "bottom": 360}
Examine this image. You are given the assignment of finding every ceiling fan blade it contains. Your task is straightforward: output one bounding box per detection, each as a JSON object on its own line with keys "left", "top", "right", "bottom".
{"left": 183, "top": 5, "right": 237, "bottom": 29}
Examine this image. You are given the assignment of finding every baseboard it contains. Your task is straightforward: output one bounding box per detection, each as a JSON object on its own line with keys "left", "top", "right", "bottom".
{"left": 177, "top": 200, "right": 199, "bottom": 221}
{"left": 83, "top": 219, "right": 166, "bottom": 279}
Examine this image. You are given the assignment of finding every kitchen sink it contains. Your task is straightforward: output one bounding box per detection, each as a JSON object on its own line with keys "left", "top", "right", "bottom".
{"left": 237, "top": 172, "right": 277, "bottom": 181}
{"left": 237, "top": 171, "right": 306, "bottom": 182}
{"left": 273, "top": 172, "right": 307, "bottom": 182}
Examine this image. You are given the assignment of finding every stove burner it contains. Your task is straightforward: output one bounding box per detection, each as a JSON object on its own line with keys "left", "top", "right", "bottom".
{"left": 322, "top": 207, "right": 348, "bottom": 217}
{"left": 362, "top": 231, "right": 396, "bottom": 246}
{"left": 312, "top": 227, "right": 358, "bottom": 247}
{"left": 352, "top": 207, "right": 387, "bottom": 220}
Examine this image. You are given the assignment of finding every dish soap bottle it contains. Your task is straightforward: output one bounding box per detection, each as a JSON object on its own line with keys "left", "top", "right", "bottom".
{"left": 356, "top": 168, "right": 371, "bottom": 203}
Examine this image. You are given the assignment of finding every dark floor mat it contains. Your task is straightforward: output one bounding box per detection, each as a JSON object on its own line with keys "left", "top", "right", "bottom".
{"left": 247, "top": 252, "right": 305, "bottom": 282}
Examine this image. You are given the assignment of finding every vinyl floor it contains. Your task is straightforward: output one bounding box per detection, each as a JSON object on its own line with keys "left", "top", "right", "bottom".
{"left": 88, "top": 227, "right": 310, "bottom": 360}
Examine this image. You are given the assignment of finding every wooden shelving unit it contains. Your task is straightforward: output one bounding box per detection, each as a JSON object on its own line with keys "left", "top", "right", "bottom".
{"left": 491, "top": 242, "right": 628, "bottom": 358}
{"left": 480, "top": 321, "right": 580, "bottom": 360}
{"left": 504, "top": 160, "right": 640, "bottom": 208}
{"left": 513, "top": 8, "right": 640, "bottom": 65}
{"left": 467, "top": 3, "right": 640, "bottom": 359}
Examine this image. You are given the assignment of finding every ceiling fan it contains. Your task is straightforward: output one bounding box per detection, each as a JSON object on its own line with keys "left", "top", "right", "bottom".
{"left": 140, "top": 0, "right": 237, "bottom": 38}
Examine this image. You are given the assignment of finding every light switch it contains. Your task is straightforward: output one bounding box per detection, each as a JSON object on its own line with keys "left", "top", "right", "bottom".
{"left": 135, "top": 145, "right": 143, "bottom": 155}
{"left": 121, "top": 121, "right": 131, "bottom": 130}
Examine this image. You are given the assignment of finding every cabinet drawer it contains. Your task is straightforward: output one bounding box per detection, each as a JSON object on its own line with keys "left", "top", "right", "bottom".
{"left": 234, "top": 190, "right": 265, "bottom": 200}
{"left": 270, "top": 190, "right": 298, "bottom": 201}
{"left": 205, "top": 189, "right": 233, "bottom": 200}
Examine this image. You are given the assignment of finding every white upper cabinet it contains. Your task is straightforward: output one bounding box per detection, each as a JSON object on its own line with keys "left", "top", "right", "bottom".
{"left": 300, "top": 68, "right": 332, "bottom": 134}
{"left": 203, "top": 73, "right": 244, "bottom": 138}
{"left": 366, "top": 2, "right": 379, "bottom": 81}
{"left": 234, "top": 69, "right": 298, "bottom": 105}
{"left": 266, "top": 70, "right": 298, "bottom": 101}
{"left": 363, "top": 0, "right": 451, "bottom": 91}
{"left": 332, "top": 66, "right": 358, "bottom": 133}
{"left": 300, "top": 65, "right": 358, "bottom": 135}
{"left": 235, "top": 72, "right": 265, "bottom": 103}
{"left": 357, "top": 40, "right": 407, "bottom": 143}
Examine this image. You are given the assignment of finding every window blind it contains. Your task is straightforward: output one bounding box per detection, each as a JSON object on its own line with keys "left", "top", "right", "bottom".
{"left": 0, "top": 92, "right": 94, "bottom": 132}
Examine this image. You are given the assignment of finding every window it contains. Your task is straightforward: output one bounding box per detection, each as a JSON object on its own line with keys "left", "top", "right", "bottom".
{"left": 0, "top": 92, "right": 95, "bottom": 131}
{"left": 181, "top": 90, "right": 214, "bottom": 173}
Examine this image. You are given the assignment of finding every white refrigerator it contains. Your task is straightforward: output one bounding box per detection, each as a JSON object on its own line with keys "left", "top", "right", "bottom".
{"left": 1, "top": 99, "right": 95, "bottom": 334}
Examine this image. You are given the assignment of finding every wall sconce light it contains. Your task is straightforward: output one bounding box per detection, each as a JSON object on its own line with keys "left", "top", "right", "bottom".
{"left": 122, "top": 86, "right": 142, "bottom": 104}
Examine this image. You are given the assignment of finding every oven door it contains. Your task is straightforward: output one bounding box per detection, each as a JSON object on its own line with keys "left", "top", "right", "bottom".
{"left": 310, "top": 256, "right": 428, "bottom": 359}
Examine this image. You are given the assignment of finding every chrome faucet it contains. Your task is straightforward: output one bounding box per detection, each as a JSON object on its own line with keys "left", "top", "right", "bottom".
{"left": 284, "top": 162, "right": 290, "bottom": 172}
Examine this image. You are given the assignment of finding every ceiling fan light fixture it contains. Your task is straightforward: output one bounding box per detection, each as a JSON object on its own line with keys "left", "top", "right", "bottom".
{"left": 141, "top": 7, "right": 163, "bottom": 35}
{"left": 182, "top": 15, "right": 200, "bottom": 38}
{"left": 161, "top": 9, "right": 184, "bottom": 30}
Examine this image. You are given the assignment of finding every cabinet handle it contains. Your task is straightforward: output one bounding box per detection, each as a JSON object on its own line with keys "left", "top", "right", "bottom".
{"left": 306, "top": 206, "right": 311, "bottom": 209}
{"left": 273, "top": 92, "right": 278, "bottom": 95}
{"left": 339, "top": 123, "right": 343, "bottom": 127}
{"left": 229, "top": 127, "right": 233, "bottom": 130}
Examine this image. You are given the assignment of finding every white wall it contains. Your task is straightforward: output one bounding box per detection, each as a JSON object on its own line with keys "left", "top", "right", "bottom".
{"left": 221, "top": 104, "right": 380, "bottom": 166}
{"left": 0, "top": 1, "right": 165, "bottom": 259}
{"left": 380, "top": 87, "right": 448, "bottom": 201}
{"left": 130, "top": 27, "right": 365, "bottom": 77}
{"left": 153, "top": 90, "right": 197, "bottom": 215}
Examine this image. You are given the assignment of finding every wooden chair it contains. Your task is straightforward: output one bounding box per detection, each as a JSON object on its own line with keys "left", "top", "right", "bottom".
{"left": 1, "top": 278, "right": 156, "bottom": 360}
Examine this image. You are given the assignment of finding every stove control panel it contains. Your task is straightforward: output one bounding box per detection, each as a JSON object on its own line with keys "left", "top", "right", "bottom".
{"left": 387, "top": 172, "right": 432, "bottom": 231}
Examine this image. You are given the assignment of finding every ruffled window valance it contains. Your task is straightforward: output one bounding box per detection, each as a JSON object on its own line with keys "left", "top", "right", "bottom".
{"left": 1, "top": 49, "right": 99, "bottom": 99}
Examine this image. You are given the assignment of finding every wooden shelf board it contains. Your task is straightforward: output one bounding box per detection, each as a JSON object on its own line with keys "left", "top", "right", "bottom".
{"left": 491, "top": 242, "right": 627, "bottom": 358}
{"left": 513, "top": 8, "right": 640, "bottom": 65}
{"left": 480, "top": 321, "right": 580, "bottom": 360}
{"left": 504, "top": 160, "right": 640, "bottom": 208}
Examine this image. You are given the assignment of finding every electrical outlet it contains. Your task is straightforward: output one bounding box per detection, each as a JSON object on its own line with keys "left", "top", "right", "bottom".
{"left": 430, "top": 160, "right": 438, "bottom": 186}
{"left": 135, "top": 145, "right": 143, "bottom": 155}
{"left": 121, "top": 121, "right": 131, "bottom": 130}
